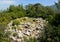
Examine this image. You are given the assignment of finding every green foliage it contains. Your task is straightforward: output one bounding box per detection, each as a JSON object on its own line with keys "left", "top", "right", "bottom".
{"left": 25, "top": 3, "right": 55, "bottom": 23}
{"left": 49, "top": 12, "right": 60, "bottom": 26}
{"left": 55, "top": 0, "right": 60, "bottom": 12}
{"left": 12, "top": 19, "right": 20, "bottom": 26}
{"left": 24, "top": 37, "right": 36, "bottom": 42}
{"left": 43, "top": 23, "right": 60, "bottom": 42}
{"left": 13, "top": 33, "right": 18, "bottom": 37}
{"left": 12, "top": 26, "right": 16, "bottom": 30}
{"left": 0, "top": 26, "right": 10, "bottom": 42}
{"left": 0, "top": 2, "right": 60, "bottom": 42}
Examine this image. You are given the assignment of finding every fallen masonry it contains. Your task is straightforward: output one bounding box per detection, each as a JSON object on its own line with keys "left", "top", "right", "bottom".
{"left": 5, "top": 17, "right": 48, "bottom": 42}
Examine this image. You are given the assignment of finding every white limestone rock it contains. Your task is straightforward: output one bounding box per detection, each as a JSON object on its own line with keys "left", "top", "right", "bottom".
{"left": 5, "top": 17, "right": 48, "bottom": 42}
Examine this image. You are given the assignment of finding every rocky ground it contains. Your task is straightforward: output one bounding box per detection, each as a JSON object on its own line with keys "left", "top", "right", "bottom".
{"left": 5, "top": 17, "right": 48, "bottom": 42}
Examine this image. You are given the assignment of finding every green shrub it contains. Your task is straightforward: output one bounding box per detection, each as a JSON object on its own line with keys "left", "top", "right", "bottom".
{"left": 12, "top": 26, "right": 16, "bottom": 30}
{"left": 23, "top": 37, "right": 36, "bottom": 42}
{"left": 12, "top": 19, "right": 20, "bottom": 26}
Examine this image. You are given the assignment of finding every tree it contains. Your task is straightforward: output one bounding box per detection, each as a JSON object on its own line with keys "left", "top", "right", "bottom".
{"left": 55, "top": 0, "right": 60, "bottom": 12}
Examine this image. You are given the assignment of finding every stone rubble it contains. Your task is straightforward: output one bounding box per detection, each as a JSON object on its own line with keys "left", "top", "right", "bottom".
{"left": 5, "top": 17, "right": 48, "bottom": 42}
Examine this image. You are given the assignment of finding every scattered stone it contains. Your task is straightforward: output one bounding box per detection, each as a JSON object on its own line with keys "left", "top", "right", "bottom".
{"left": 5, "top": 17, "right": 48, "bottom": 42}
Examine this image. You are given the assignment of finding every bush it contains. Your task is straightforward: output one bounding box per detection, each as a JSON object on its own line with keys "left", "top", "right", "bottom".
{"left": 12, "top": 19, "right": 20, "bottom": 26}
